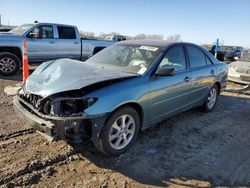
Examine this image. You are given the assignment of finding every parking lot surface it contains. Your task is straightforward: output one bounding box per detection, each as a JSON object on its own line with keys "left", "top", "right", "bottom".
{"left": 0, "top": 75, "right": 250, "bottom": 187}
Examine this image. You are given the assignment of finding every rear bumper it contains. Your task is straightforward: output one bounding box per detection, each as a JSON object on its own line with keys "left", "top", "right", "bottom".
{"left": 228, "top": 76, "right": 250, "bottom": 84}
{"left": 228, "top": 72, "right": 250, "bottom": 84}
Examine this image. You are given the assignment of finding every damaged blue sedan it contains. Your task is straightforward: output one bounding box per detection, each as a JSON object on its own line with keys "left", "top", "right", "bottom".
{"left": 14, "top": 40, "right": 228, "bottom": 156}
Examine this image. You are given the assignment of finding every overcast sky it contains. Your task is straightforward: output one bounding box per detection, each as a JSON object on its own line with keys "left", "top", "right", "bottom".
{"left": 1, "top": 0, "right": 250, "bottom": 47}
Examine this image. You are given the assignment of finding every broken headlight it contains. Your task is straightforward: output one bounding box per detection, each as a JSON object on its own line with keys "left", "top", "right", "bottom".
{"left": 59, "top": 97, "right": 97, "bottom": 116}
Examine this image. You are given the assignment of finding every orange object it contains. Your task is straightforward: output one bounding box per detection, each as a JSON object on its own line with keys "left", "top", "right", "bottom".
{"left": 22, "top": 39, "right": 29, "bottom": 84}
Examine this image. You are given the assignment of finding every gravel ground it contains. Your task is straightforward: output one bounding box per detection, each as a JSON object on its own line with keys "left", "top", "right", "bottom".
{"left": 0, "top": 74, "right": 250, "bottom": 187}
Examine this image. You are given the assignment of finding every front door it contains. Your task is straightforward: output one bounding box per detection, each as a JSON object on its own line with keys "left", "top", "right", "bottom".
{"left": 26, "top": 25, "right": 57, "bottom": 62}
{"left": 149, "top": 45, "right": 192, "bottom": 123}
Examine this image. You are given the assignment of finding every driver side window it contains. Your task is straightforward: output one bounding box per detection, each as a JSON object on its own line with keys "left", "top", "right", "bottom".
{"left": 159, "top": 46, "right": 187, "bottom": 71}
{"left": 28, "top": 26, "right": 54, "bottom": 39}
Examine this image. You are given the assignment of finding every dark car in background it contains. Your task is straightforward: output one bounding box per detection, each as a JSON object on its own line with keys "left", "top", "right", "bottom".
{"left": 209, "top": 45, "right": 226, "bottom": 61}
{"left": 208, "top": 45, "right": 244, "bottom": 62}
{"left": 0, "top": 26, "right": 16, "bottom": 33}
{"left": 0, "top": 28, "right": 12, "bottom": 32}
{"left": 222, "top": 46, "right": 244, "bottom": 61}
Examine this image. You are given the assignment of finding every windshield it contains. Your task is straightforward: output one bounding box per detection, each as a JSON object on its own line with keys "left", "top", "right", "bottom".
{"left": 219, "top": 46, "right": 235, "bottom": 52}
{"left": 236, "top": 47, "right": 243, "bottom": 52}
{"left": 8, "top": 24, "right": 34, "bottom": 35}
{"left": 239, "top": 53, "right": 250, "bottom": 62}
{"left": 85, "top": 43, "right": 163, "bottom": 75}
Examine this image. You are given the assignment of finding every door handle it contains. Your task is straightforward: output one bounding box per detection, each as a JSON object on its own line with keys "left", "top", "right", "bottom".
{"left": 210, "top": 69, "right": 215, "bottom": 75}
{"left": 49, "top": 41, "right": 56, "bottom": 44}
{"left": 184, "top": 76, "right": 192, "bottom": 82}
{"left": 74, "top": 42, "right": 79, "bottom": 44}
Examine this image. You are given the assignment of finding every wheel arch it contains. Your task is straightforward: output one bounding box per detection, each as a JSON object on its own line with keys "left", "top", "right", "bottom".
{"left": 0, "top": 47, "right": 22, "bottom": 63}
{"left": 111, "top": 102, "right": 144, "bottom": 130}
{"left": 213, "top": 81, "right": 221, "bottom": 93}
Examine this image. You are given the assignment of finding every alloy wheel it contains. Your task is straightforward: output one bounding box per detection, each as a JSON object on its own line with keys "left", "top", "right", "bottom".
{"left": 207, "top": 88, "right": 217, "bottom": 109}
{"left": 0, "top": 57, "right": 16, "bottom": 73}
{"left": 108, "top": 114, "right": 136, "bottom": 150}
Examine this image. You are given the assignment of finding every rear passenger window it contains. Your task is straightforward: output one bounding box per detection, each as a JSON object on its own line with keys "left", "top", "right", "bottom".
{"left": 187, "top": 46, "right": 206, "bottom": 68}
{"left": 159, "top": 46, "right": 187, "bottom": 71}
{"left": 206, "top": 56, "right": 213, "bottom": 65}
{"left": 57, "top": 26, "right": 76, "bottom": 39}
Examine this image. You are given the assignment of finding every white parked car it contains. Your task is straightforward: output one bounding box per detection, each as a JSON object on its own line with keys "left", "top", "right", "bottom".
{"left": 228, "top": 52, "right": 250, "bottom": 84}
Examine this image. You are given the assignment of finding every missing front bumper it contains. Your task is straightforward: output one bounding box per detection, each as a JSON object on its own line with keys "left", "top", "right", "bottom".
{"left": 13, "top": 97, "right": 56, "bottom": 141}
{"left": 13, "top": 96, "right": 109, "bottom": 143}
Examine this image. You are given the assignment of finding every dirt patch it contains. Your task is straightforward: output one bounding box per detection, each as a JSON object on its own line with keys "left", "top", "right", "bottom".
{"left": 0, "top": 75, "right": 250, "bottom": 187}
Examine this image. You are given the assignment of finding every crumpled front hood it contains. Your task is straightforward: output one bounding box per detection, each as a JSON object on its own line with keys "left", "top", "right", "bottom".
{"left": 25, "top": 59, "right": 136, "bottom": 97}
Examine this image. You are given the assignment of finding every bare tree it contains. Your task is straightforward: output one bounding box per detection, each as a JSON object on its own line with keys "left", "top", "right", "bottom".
{"left": 165, "top": 34, "right": 182, "bottom": 42}
{"left": 98, "top": 31, "right": 121, "bottom": 39}
{"left": 80, "top": 30, "right": 181, "bottom": 42}
{"left": 146, "top": 34, "right": 164, "bottom": 40}
{"left": 133, "top": 34, "right": 164, "bottom": 40}
{"left": 134, "top": 33, "right": 146, "bottom": 40}
{"left": 80, "top": 31, "right": 95, "bottom": 38}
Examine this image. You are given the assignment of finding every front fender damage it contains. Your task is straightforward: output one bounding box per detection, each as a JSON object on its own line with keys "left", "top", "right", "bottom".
{"left": 14, "top": 64, "right": 136, "bottom": 144}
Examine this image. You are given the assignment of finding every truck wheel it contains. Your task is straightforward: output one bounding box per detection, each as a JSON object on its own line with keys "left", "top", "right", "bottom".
{"left": 96, "top": 107, "right": 140, "bottom": 156}
{"left": 202, "top": 85, "right": 218, "bottom": 112}
{"left": 0, "top": 52, "right": 21, "bottom": 76}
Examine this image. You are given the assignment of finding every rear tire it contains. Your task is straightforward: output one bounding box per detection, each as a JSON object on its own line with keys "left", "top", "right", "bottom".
{"left": 202, "top": 85, "right": 218, "bottom": 112}
{"left": 0, "top": 52, "right": 21, "bottom": 76}
{"left": 95, "top": 106, "right": 140, "bottom": 156}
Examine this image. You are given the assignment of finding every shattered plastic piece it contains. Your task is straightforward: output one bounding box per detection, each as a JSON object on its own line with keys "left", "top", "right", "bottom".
{"left": 146, "top": 148, "right": 157, "bottom": 154}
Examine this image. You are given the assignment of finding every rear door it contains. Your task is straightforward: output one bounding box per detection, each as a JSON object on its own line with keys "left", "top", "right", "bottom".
{"left": 149, "top": 45, "right": 193, "bottom": 122}
{"left": 56, "top": 26, "right": 81, "bottom": 59}
{"left": 185, "top": 45, "right": 216, "bottom": 104}
{"left": 26, "top": 25, "right": 57, "bottom": 62}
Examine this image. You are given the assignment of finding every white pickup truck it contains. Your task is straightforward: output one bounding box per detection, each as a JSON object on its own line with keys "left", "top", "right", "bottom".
{"left": 0, "top": 22, "right": 125, "bottom": 76}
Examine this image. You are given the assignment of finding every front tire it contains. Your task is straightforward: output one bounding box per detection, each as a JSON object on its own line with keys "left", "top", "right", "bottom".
{"left": 0, "top": 52, "right": 21, "bottom": 76}
{"left": 202, "top": 85, "right": 218, "bottom": 112}
{"left": 96, "top": 106, "right": 140, "bottom": 156}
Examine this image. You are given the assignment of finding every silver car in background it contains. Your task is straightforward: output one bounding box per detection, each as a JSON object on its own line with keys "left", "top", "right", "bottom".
{"left": 228, "top": 52, "right": 250, "bottom": 84}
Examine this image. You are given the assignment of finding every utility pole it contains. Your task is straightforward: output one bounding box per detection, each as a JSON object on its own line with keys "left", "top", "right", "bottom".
{"left": 215, "top": 38, "right": 219, "bottom": 59}
{"left": 0, "top": 14, "right": 1, "bottom": 27}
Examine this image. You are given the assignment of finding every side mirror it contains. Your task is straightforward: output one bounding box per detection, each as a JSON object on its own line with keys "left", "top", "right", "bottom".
{"left": 156, "top": 67, "right": 175, "bottom": 76}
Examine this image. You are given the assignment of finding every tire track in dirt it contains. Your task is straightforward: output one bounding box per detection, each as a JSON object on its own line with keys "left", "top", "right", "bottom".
{"left": 0, "top": 128, "right": 35, "bottom": 142}
{"left": 0, "top": 132, "right": 75, "bottom": 186}
{"left": 0, "top": 151, "right": 79, "bottom": 186}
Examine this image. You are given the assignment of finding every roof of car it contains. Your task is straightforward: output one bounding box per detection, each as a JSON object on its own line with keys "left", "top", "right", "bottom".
{"left": 32, "top": 22, "right": 77, "bottom": 28}
{"left": 120, "top": 40, "right": 200, "bottom": 48}
{"left": 120, "top": 40, "right": 173, "bottom": 46}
